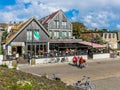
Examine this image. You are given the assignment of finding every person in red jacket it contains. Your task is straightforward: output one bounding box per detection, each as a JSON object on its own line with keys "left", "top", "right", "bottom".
{"left": 73, "top": 55, "right": 78, "bottom": 66}
{"left": 79, "top": 56, "right": 86, "bottom": 68}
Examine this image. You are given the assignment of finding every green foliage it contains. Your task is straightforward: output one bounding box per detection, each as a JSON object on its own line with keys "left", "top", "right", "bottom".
{"left": 0, "top": 46, "right": 3, "bottom": 54}
{"left": 16, "top": 80, "right": 33, "bottom": 90}
{"left": 72, "top": 22, "right": 88, "bottom": 38}
{"left": 101, "top": 29, "right": 108, "bottom": 32}
{"left": 0, "top": 64, "right": 8, "bottom": 68}
{"left": 2, "top": 31, "right": 8, "bottom": 42}
{"left": 95, "top": 34, "right": 106, "bottom": 44}
{"left": 0, "top": 67, "right": 78, "bottom": 90}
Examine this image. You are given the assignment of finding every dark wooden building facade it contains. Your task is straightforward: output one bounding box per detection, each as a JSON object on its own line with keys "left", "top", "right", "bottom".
{"left": 5, "top": 17, "right": 50, "bottom": 58}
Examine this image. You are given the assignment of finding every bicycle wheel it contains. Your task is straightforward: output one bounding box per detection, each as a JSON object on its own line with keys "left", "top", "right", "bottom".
{"left": 88, "top": 82, "right": 96, "bottom": 90}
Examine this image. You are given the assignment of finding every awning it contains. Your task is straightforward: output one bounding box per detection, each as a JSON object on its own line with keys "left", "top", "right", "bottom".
{"left": 11, "top": 42, "right": 25, "bottom": 46}
{"left": 50, "top": 39, "right": 82, "bottom": 43}
{"left": 79, "top": 41, "right": 106, "bottom": 48}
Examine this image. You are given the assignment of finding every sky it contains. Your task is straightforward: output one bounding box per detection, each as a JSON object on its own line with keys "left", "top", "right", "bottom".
{"left": 0, "top": 0, "right": 120, "bottom": 30}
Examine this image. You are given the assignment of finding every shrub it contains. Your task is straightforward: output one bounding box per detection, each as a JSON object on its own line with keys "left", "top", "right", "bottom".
{"left": 0, "top": 64, "right": 8, "bottom": 68}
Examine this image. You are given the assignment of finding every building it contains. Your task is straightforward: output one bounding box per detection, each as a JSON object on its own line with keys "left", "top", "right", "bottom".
{"left": 3, "top": 10, "right": 108, "bottom": 61}
{"left": 39, "top": 9, "right": 84, "bottom": 56}
{"left": 4, "top": 17, "right": 50, "bottom": 59}
{"left": 117, "top": 32, "right": 120, "bottom": 49}
{"left": 102, "top": 32, "right": 118, "bottom": 49}
{"left": 39, "top": 9, "right": 73, "bottom": 39}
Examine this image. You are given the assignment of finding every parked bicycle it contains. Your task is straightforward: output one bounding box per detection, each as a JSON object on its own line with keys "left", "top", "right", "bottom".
{"left": 48, "top": 57, "right": 60, "bottom": 63}
{"left": 61, "top": 57, "right": 69, "bottom": 62}
{"left": 72, "top": 76, "right": 96, "bottom": 90}
{"left": 48, "top": 74, "right": 61, "bottom": 81}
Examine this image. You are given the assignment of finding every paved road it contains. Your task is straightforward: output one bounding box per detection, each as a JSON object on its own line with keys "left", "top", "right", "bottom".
{"left": 19, "top": 58, "right": 120, "bottom": 90}
{"left": 94, "top": 77, "right": 120, "bottom": 90}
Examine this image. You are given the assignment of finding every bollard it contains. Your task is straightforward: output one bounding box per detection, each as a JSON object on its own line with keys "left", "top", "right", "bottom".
{"left": 31, "top": 58, "right": 36, "bottom": 65}
{"left": 12, "top": 60, "right": 17, "bottom": 69}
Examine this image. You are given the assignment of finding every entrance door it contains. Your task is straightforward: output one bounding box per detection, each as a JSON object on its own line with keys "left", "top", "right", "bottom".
{"left": 17, "top": 46, "right": 22, "bottom": 56}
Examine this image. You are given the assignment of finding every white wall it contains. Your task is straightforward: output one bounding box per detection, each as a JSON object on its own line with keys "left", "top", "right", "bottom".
{"left": 35, "top": 55, "right": 88, "bottom": 64}
{"left": 0, "top": 55, "right": 3, "bottom": 65}
{"left": 0, "top": 55, "right": 14, "bottom": 68}
{"left": 93, "top": 53, "right": 110, "bottom": 59}
{"left": 2, "top": 61, "right": 13, "bottom": 68}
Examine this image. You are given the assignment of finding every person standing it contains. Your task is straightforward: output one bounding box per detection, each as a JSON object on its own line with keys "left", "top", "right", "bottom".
{"left": 27, "top": 52, "right": 31, "bottom": 64}
{"left": 79, "top": 56, "right": 86, "bottom": 68}
{"left": 73, "top": 54, "right": 78, "bottom": 66}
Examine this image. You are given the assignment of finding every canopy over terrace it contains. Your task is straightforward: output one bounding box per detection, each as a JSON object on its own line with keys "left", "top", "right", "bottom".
{"left": 78, "top": 41, "right": 107, "bottom": 48}
{"left": 79, "top": 41, "right": 108, "bottom": 59}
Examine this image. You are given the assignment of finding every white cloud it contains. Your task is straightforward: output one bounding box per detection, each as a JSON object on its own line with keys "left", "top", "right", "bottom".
{"left": 82, "top": 10, "right": 119, "bottom": 29}
{"left": 91, "top": 23, "right": 98, "bottom": 28}
{"left": 116, "top": 24, "right": 120, "bottom": 29}
{"left": 0, "top": 0, "right": 120, "bottom": 29}
{"left": 84, "top": 15, "right": 92, "bottom": 23}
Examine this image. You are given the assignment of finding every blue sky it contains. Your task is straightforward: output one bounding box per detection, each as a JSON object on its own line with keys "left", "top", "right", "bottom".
{"left": 0, "top": 0, "right": 120, "bottom": 30}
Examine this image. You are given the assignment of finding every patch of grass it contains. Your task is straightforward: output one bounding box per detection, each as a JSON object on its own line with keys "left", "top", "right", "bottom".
{"left": 0, "top": 66, "right": 82, "bottom": 90}
{"left": 0, "top": 64, "right": 8, "bottom": 68}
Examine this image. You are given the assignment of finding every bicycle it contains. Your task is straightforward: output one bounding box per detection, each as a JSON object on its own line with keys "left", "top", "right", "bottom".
{"left": 48, "top": 74, "right": 61, "bottom": 81}
{"left": 48, "top": 57, "right": 60, "bottom": 63}
{"left": 61, "top": 57, "right": 69, "bottom": 62}
{"left": 72, "top": 76, "right": 96, "bottom": 90}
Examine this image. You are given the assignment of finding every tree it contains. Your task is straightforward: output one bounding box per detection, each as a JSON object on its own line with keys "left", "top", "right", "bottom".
{"left": 2, "top": 30, "right": 8, "bottom": 42}
{"left": 72, "top": 22, "right": 88, "bottom": 39}
{"left": 95, "top": 34, "right": 106, "bottom": 44}
{"left": 102, "top": 29, "right": 108, "bottom": 32}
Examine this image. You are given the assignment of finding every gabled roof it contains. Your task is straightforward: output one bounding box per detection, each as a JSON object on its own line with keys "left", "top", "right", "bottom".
{"left": 5, "top": 17, "right": 49, "bottom": 45}
{"left": 39, "top": 10, "right": 60, "bottom": 25}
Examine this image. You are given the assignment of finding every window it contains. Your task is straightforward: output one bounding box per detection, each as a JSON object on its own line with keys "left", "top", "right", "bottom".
{"left": 104, "top": 33, "right": 107, "bottom": 39}
{"left": 27, "top": 29, "right": 40, "bottom": 41}
{"left": 54, "top": 31, "right": 59, "bottom": 38}
{"left": 54, "top": 20, "right": 59, "bottom": 28}
{"left": 62, "top": 31, "right": 67, "bottom": 39}
{"left": 68, "top": 31, "right": 72, "bottom": 37}
{"left": 109, "top": 33, "right": 111, "bottom": 38}
{"left": 113, "top": 33, "right": 115, "bottom": 38}
{"left": 62, "top": 21, "right": 67, "bottom": 29}
{"left": 27, "top": 29, "right": 32, "bottom": 41}
{"left": 49, "top": 31, "right": 52, "bottom": 38}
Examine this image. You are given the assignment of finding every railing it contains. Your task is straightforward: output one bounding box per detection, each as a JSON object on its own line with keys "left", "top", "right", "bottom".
{"left": 5, "top": 50, "right": 108, "bottom": 60}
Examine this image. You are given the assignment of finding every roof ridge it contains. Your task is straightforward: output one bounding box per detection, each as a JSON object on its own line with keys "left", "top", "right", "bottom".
{"left": 40, "top": 10, "right": 60, "bottom": 24}
{"left": 5, "top": 18, "right": 33, "bottom": 44}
